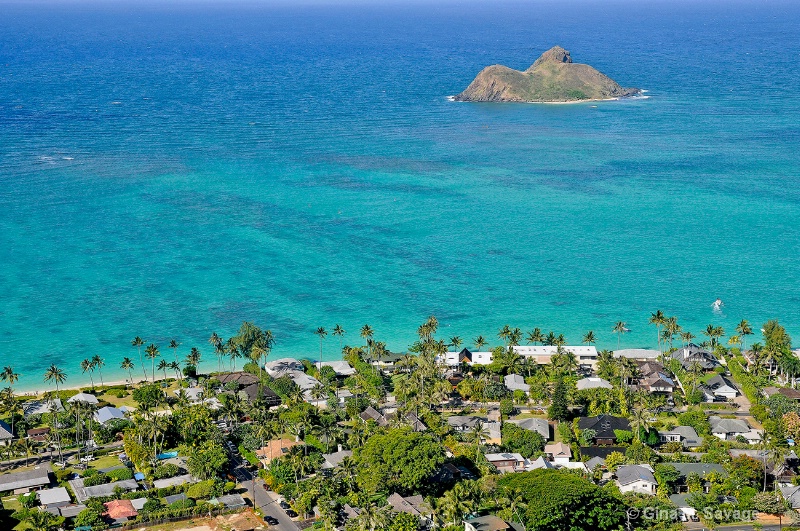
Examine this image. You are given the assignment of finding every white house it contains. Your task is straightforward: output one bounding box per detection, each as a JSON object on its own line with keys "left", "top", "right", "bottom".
{"left": 507, "top": 417, "right": 550, "bottom": 440}
{"left": 709, "top": 416, "right": 759, "bottom": 442}
{"left": 264, "top": 358, "right": 304, "bottom": 377}
{"left": 658, "top": 426, "right": 702, "bottom": 448}
{"left": 512, "top": 345, "right": 598, "bottom": 369}
{"left": 614, "top": 349, "right": 661, "bottom": 361}
{"left": 576, "top": 377, "right": 612, "bottom": 391}
{"left": 616, "top": 465, "right": 658, "bottom": 495}
{"left": 544, "top": 442, "right": 572, "bottom": 465}
{"left": 504, "top": 374, "right": 530, "bottom": 393}
{"left": 94, "top": 407, "right": 126, "bottom": 425}
{"left": 67, "top": 393, "right": 99, "bottom": 405}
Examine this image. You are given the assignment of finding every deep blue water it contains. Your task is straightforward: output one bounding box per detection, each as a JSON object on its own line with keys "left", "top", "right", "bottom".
{"left": 1, "top": 0, "right": 800, "bottom": 390}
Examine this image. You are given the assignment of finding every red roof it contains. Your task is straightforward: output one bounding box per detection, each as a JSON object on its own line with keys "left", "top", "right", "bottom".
{"left": 104, "top": 499, "right": 138, "bottom": 519}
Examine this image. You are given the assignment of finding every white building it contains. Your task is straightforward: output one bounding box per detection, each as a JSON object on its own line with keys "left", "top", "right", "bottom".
{"left": 512, "top": 345, "right": 598, "bottom": 369}
{"left": 544, "top": 442, "right": 572, "bottom": 465}
{"left": 616, "top": 465, "right": 658, "bottom": 495}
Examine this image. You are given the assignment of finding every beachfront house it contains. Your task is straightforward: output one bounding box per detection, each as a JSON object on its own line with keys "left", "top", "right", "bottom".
{"left": 512, "top": 345, "right": 599, "bottom": 370}
{"left": 264, "top": 358, "right": 305, "bottom": 377}
{"left": 616, "top": 465, "right": 658, "bottom": 495}
{"left": 67, "top": 393, "right": 99, "bottom": 405}
{"left": 314, "top": 360, "right": 356, "bottom": 377}
{"left": 22, "top": 398, "right": 64, "bottom": 418}
{"left": 94, "top": 406, "right": 126, "bottom": 425}
{"left": 613, "top": 349, "right": 661, "bottom": 362}
{"left": 670, "top": 344, "right": 719, "bottom": 371}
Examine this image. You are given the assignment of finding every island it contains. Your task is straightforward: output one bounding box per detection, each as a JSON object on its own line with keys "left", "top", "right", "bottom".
{"left": 454, "top": 45, "right": 641, "bottom": 103}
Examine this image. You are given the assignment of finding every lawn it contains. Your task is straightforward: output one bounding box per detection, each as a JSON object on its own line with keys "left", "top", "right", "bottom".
{"left": 0, "top": 496, "right": 26, "bottom": 530}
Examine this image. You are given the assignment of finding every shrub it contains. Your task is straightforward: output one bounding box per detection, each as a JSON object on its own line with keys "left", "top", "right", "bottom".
{"left": 153, "top": 463, "right": 180, "bottom": 480}
{"left": 82, "top": 472, "right": 110, "bottom": 487}
{"left": 186, "top": 479, "right": 216, "bottom": 500}
{"left": 107, "top": 467, "right": 134, "bottom": 481}
{"left": 169, "top": 498, "right": 196, "bottom": 509}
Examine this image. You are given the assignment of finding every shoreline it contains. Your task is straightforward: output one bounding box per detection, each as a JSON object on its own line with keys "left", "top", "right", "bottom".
{"left": 447, "top": 92, "right": 648, "bottom": 104}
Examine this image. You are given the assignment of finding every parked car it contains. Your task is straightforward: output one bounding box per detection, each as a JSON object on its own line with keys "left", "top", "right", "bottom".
{"left": 279, "top": 500, "right": 291, "bottom": 510}
{"left": 265, "top": 516, "right": 279, "bottom": 525}
{"left": 285, "top": 509, "right": 298, "bottom": 518}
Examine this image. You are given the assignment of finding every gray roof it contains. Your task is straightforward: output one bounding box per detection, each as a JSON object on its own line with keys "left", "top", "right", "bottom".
{"left": 68, "top": 478, "right": 138, "bottom": 503}
{"left": 507, "top": 417, "right": 550, "bottom": 440}
{"left": 465, "top": 515, "right": 523, "bottom": 531}
{"left": 614, "top": 349, "right": 661, "bottom": 360}
{"left": 213, "top": 493, "right": 246, "bottom": 508}
{"left": 706, "top": 375, "right": 738, "bottom": 394}
{"left": 59, "top": 504, "right": 87, "bottom": 517}
{"left": 314, "top": 360, "right": 356, "bottom": 376}
{"left": 671, "top": 344, "right": 719, "bottom": 370}
{"left": 23, "top": 398, "right": 64, "bottom": 417}
{"left": 67, "top": 393, "right": 99, "bottom": 405}
{"left": 667, "top": 462, "right": 727, "bottom": 478}
{"left": 504, "top": 374, "right": 530, "bottom": 392}
{"left": 669, "top": 493, "right": 694, "bottom": 508}
{"left": 38, "top": 487, "right": 71, "bottom": 506}
{"left": 616, "top": 465, "right": 657, "bottom": 486}
{"left": 387, "top": 492, "right": 430, "bottom": 516}
{"left": 94, "top": 406, "right": 125, "bottom": 425}
{"left": 447, "top": 415, "right": 485, "bottom": 430}
{"left": 0, "top": 420, "right": 13, "bottom": 440}
{"left": 659, "top": 425, "right": 702, "bottom": 447}
{"left": 130, "top": 498, "right": 148, "bottom": 511}
{"left": 576, "top": 377, "right": 612, "bottom": 390}
{"left": 585, "top": 457, "right": 606, "bottom": 470}
{"left": 153, "top": 474, "right": 195, "bottom": 489}
{"left": 779, "top": 483, "right": 800, "bottom": 508}
{"left": 709, "top": 416, "right": 750, "bottom": 434}
{"left": 164, "top": 493, "right": 187, "bottom": 504}
{"left": 0, "top": 467, "right": 51, "bottom": 492}
{"left": 321, "top": 450, "right": 353, "bottom": 470}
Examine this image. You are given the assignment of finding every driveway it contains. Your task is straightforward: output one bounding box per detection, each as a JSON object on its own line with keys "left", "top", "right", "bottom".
{"left": 230, "top": 455, "right": 299, "bottom": 531}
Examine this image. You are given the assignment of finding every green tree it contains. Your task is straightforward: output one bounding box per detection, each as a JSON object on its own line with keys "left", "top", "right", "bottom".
{"left": 187, "top": 440, "right": 229, "bottom": 480}
{"left": 120, "top": 357, "right": 135, "bottom": 385}
{"left": 501, "top": 423, "right": 545, "bottom": 458}
{"left": 612, "top": 321, "right": 627, "bottom": 349}
{"left": 145, "top": 343, "right": 160, "bottom": 383}
{"left": 91, "top": 354, "right": 105, "bottom": 387}
{"left": 131, "top": 336, "right": 147, "bottom": 381}
{"left": 80, "top": 358, "right": 95, "bottom": 389}
{"left": 315, "top": 327, "right": 328, "bottom": 367}
{"left": 548, "top": 379, "right": 569, "bottom": 421}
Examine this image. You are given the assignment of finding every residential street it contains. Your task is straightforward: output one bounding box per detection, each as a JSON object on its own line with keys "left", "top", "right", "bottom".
{"left": 230, "top": 454, "right": 300, "bottom": 531}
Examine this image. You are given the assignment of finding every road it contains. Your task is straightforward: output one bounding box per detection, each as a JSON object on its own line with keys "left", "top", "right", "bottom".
{"left": 230, "top": 454, "right": 300, "bottom": 531}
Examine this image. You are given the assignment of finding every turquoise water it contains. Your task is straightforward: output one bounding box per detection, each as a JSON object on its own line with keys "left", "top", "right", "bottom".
{"left": 2, "top": 1, "right": 800, "bottom": 390}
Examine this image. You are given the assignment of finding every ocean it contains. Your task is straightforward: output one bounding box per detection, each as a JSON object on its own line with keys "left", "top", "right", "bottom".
{"left": 1, "top": 0, "right": 799, "bottom": 390}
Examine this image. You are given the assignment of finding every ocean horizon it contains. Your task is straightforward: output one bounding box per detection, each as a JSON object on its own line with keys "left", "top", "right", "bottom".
{"left": 2, "top": 0, "right": 800, "bottom": 392}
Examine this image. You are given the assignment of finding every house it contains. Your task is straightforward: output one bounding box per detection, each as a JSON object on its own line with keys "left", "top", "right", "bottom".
{"left": 668, "top": 463, "right": 727, "bottom": 493}
{"left": 174, "top": 387, "right": 204, "bottom": 402}
{"left": 616, "top": 465, "right": 658, "bottom": 495}
{"left": 527, "top": 456, "right": 554, "bottom": 470}
{"left": 658, "top": 426, "right": 702, "bottom": 448}
{"left": 315, "top": 360, "right": 356, "bottom": 377}
{"left": 153, "top": 474, "right": 195, "bottom": 490}
{"left": 577, "top": 415, "right": 631, "bottom": 445}
{"left": 731, "top": 449, "right": 798, "bottom": 483}
{"left": 614, "top": 349, "right": 661, "bottom": 361}
{"left": 67, "top": 393, "right": 99, "bottom": 405}
{"left": 504, "top": 374, "right": 530, "bottom": 393}
{"left": 406, "top": 412, "right": 427, "bottom": 432}
{"left": 709, "top": 416, "right": 758, "bottom": 442}
{"left": 256, "top": 439, "right": 300, "bottom": 464}
{"left": 26, "top": 427, "right": 50, "bottom": 443}
{"left": 485, "top": 422, "right": 502, "bottom": 445}
{"left": 68, "top": 478, "right": 138, "bottom": 503}
{"left": 240, "top": 383, "right": 281, "bottom": 406}
{"left": 576, "top": 377, "right": 612, "bottom": 391}
{"left": 763, "top": 387, "right": 800, "bottom": 401}
{"left": 387, "top": 492, "right": 432, "bottom": 525}
{"left": 264, "top": 358, "right": 305, "bottom": 377}
{"left": 0, "top": 420, "right": 13, "bottom": 445}
{"left": 130, "top": 498, "right": 148, "bottom": 511}
{"left": 216, "top": 371, "right": 259, "bottom": 387}
{"left": 779, "top": 482, "right": 800, "bottom": 509}
{"left": 22, "top": 398, "right": 64, "bottom": 417}
{"left": 669, "top": 493, "right": 697, "bottom": 519}
{"left": 103, "top": 499, "right": 138, "bottom": 522}
{"left": 211, "top": 493, "right": 246, "bottom": 509}
{"left": 513, "top": 345, "right": 599, "bottom": 369}
{"left": 670, "top": 344, "right": 719, "bottom": 371}
{"left": 94, "top": 406, "right": 126, "bottom": 425}
{"left": 507, "top": 417, "right": 550, "bottom": 440}
{"left": 702, "top": 374, "right": 739, "bottom": 400}
{"left": 59, "top": 504, "right": 87, "bottom": 518}
{"left": 321, "top": 449, "right": 352, "bottom": 470}
{"left": 164, "top": 493, "right": 187, "bottom": 505}
{"left": 586, "top": 456, "right": 606, "bottom": 470}
{"left": 287, "top": 370, "right": 321, "bottom": 393}
{"left": 484, "top": 453, "right": 526, "bottom": 473}
{"left": 638, "top": 373, "right": 675, "bottom": 394}
{"left": 37, "top": 487, "right": 71, "bottom": 509}
{"left": 442, "top": 348, "right": 474, "bottom": 367}
{"left": 464, "top": 515, "right": 524, "bottom": 531}
{"left": 365, "top": 352, "right": 406, "bottom": 371}
{"left": 544, "top": 442, "right": 572, "bottom": 465}
{"left": 360, "top": 406, "right": 388, "bottom": 427}
{"left": 447, "top": 415, "right": 486, "bottom": 432}
{"left": 0, "top": 467, "right": 51, "bottom": 494}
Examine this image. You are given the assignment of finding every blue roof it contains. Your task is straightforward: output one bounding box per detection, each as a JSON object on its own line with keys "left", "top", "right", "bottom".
{"left": 134, "top": 472, "right": 145, "bottom": 481}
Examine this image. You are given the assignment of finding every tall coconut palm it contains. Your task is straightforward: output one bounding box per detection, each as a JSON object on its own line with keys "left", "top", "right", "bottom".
{"left": 737, "top": 319, "right": 753, "bottom": 352}
{"left": 91, "top": 354, "right": 105, "bottom": 387}
{"left": 168, "top": 361, "right": 182, "bottom": 381}
{"left": 508, "top": 328, "right": 522, "bottom": 346}
{"left": 526, "top": 328, "right": 544, "bottom": 345}
{"left": 497, "top": 325, "right": 511, "bottom": 346}
{"left": 649, "top": 310, "right": 667, "bottom": 353}
{"left": 332, "top": 324, "right": 345, "bottom": 353}
{"left": 474, "top": 335, "right": 487, "bottom": 351}
{"left": 145, "top": 344, "right": 160, "bottom": 383}
{"left": 582, "top": 331, "right": 597, "bottom": 345}
{"left": 630, "top": 406, "right": 650, "bottom": 443}
{"left": 450, "top": 336, "right": 463, "bottom": 352}
{"left": 131, "top": 336, "right": 147, "bottom": 381}
{"left": 360, "top": 325, "right": 374, "bottom": 358}
{"left": 157, "top": 359, "right": 169, "bottom": 382}
{"left": 0, "top": 367, "right": 19, "bottom": 436}
{"left": 80, "top": 359, "right": 95, "bottom": 389}
{"left": 315, "top": 327, "right": 327, "bottom": 367}
{"left": 169, "top": 339, "right": 180, "bottom": 364}
{"left": 680, "top": 331, "right": 695, "bottom": 348}
{"left": 26, "top": 509, "right": 58, "bottom": 531}
{"left": 226, "top": 338, "right": 240, "bottom": 372}
{"left": 186, "top": 347, "right": 201, "bottom": 369}
{"left": 120, "top": 357, "right": 135, "bottom": 385}
{"left": 612, "top": 321, "right": 628, "bottom": 349}
{"left": 209, "top": 332, "right": 223, "bottom": 372}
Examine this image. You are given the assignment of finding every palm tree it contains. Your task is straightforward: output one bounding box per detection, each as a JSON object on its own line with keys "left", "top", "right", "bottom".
{"left": 737, "top": 319, "right": 753, "bottom": 352}
{"left": 315, "top": 327, "right": 327, "bottom": 367}
{"left": 612, "top": 321, "right": 627, "bottom": 349}
{"left": 649, "top": 310, "right": 666, "bottom": 353}
{"left": 169, "top": 339, "right": 180, "bottom": 364}
{"left": 80, "top": 358, "right": 95, "bottom": 389}
{"left": 26, "top": 509, "right": 58, "bottom": 531}
{"left": 186, "top": 347, "right": 201, "bottom": 371}
{"left": 474, "top": 335, "right": 487, "bottom": 351}
{"left": 680, "top": 331, "right": 695, "bottom": 348}
{"left": 120, "top": 357, "right": 135, "bottom": 385}
{"left": 360, "top": 325, "right": 374, "bottom": 358}
{"left": 145, "top": 344, "right": 160, "bottom": 383}
{"left": 157, "top": 359, "right": 169, "bottom": 382}
{"left": 582, "top": 331, "right": 597, "bottom": 345}
{"left": 226, "top": 338, "right": 240, "bottom": 372}
{"left": 356, "top": 502, "right": 389, "bottom": 531}
{"left": 498, "top": 325, "right": 511, "bottom": 346}
{"left": 1, "top": 367, "right": 20, "bottom": 435}
{"left": 630, "top": 406, "right": 650, "bottom": 444}
{"left": 450, "top": 336, "right": 463, "bottom": 352}
{"left": 91, "top": 354, "right": 105, "bottom": 387}
{"left": 703, "top": 324, "right": 725, "bottom": 349}
{"left": 209, "top": 332, "right": 223, "bottom": 372}
{"left": 132, "top": 336, "right": 147, "bottom": 381}
{"left": 332, "top": 324, "right": 345, "bottom": 353}
{"left": 168, "top": 361, "right": 182, "bottom": 381}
